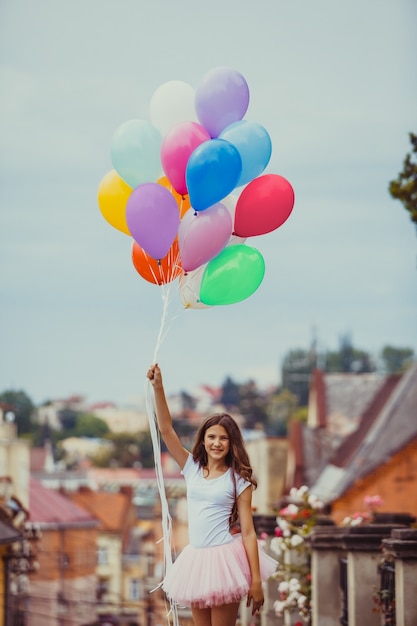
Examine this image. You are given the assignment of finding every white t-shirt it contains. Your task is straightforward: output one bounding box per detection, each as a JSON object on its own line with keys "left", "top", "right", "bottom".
{"left": 181, "top": 454, "right": 251, "bottom": 548}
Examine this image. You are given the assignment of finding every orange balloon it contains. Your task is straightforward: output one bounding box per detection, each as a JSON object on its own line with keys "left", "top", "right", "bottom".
{"left": 157, "top": 176, "right": 190, "bottom": 219}
{"left": 131, "top": 238, "right": 182, "bottom": 285}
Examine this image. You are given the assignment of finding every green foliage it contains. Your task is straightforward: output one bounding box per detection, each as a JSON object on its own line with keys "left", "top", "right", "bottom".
{"left": 238, "top": 380, "right": 269, "bottom": 429}
{"left": 74, "top": 414, "right": 110, "bottom": 438}
{"left": 291, "top": 407, "right": 308, "bottom": 423}
{"left": 266, "top": 389, "right": 299, "bottom": 436}
{"left": 0, "top": 389, "right": 35, "bottom": 435}
{"left": 58, "top": 408, "right": 78, "bottom": 431}
{"left": 325, "top": 347, "right": 374, "bottom": 373}
{"left": 53, "top": 412, "right": 110, "bottom": 441}
{"left": 269, "top": 486, "right": 324, "bottom": 624}
{"left": 389, "top": 132, "right": 417, "bottom": 226}
{"left": 179, "top": 390, "right": 196, "bottom": 411}
{"left": 325, "top": 333, "right": 375, "bottom": 373}
{"left": 282, "top": 349, "right": 314, "bottom": 406}
{"left": 91, "top": 431, "right": 154, "bottom": 468}
{"left": 220, "top": 376, "right": 241, "bottom": 409}
{"left": 381, "top": 345, "right": 414, "bottom": 374}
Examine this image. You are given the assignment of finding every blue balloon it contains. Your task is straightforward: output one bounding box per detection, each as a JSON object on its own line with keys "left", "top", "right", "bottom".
{"left": 186, "top": 139, "right": 242, "bottom": 211}
{"left": 220, "top": 120, "right": 272, "bottom": 187}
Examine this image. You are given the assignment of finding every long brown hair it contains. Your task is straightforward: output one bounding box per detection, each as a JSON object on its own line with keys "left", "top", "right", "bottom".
{"left": 191, "top": 413, "right": 257, "bottom": 527}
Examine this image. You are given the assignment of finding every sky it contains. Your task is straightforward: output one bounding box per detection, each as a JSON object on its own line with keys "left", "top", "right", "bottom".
{"left": 1, "top": 0, "right": 416, "bottom": 407}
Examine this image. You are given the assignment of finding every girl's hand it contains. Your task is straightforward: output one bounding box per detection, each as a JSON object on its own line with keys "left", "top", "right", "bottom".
{"left": 147, "top": 364, "right": 162, "bottom": 388}
{"left": 247, "top": 581, "right": 264, "bottom": 615}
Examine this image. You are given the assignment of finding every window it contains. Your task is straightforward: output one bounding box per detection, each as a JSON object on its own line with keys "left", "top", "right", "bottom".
{"left": 97, "top": 546, "right": 108, "bottom": 565}
{"left": 129, "top": 578, "right": 141, "bottom": 601}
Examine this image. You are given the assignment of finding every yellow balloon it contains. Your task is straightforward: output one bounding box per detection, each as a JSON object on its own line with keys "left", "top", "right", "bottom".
{"left": 98, "top": 170, "right": 132, "bottom": 235}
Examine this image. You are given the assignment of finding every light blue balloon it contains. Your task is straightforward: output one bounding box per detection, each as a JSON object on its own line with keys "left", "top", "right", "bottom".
{"left": 110, "top": 119, "right": 162, "bottom": 189}
{"left": 186, "top": 139, "right": 242, "bottom": 211}
{"left": 220, "top": 120, "right": 272, "bottom": 187}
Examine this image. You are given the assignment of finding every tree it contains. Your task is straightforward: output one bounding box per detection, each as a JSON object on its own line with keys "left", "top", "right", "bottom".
{"left": 91, "top": 431, "right": 154, "bottom": 468}
{"left": 220, "top": 376, "right": 241, "bottom": 410}
{"left": 389, "top": 132, "right": 417, "bottom": 228}
{"left": 74, "top": 414, "right": 110, "bottom": 438}
{"left": 58, "top": 408, "right": 78, "bottom": 432}
{"left": 266, "top": 389, "right": 299, "bottom": 436}
{"left": 324, "top": 333, "right": 375, "bottom": 373}
{"left": 179, "top": 390, "right": 196, "bottom": 412}
{"left": 281, "top": 349, "right": 314, "bottom": 406}
{"left": 0, "top": 389, "right": 35, "bottom": 435}
{"left": 238, "top": 380, "right": 269, "bottom": 429}
{"left": 381, "top": 345, "right": 414, "bottom": 374}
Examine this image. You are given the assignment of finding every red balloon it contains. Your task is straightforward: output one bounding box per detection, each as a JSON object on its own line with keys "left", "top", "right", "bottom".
{"left": 234, "top": 174, "right": 294, "bottom": 237}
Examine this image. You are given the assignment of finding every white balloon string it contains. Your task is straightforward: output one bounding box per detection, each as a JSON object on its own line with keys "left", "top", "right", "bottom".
{"left": 145, "top": 282, "right": 179, "bottom": 626}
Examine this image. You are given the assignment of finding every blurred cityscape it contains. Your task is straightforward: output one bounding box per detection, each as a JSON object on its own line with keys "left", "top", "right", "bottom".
{"left": 0, "top": 339, "right": 416, "bottom": 625}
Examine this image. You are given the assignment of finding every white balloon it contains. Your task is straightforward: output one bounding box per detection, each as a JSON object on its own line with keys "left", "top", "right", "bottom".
{"left": 150, "top": 80, "right": 197, "bottom": 135}
{"left": 221, "top": 194, "right": 247, "bottom": 245}
{"left": 178, "top": 266, "right": 211, "bottom": 310}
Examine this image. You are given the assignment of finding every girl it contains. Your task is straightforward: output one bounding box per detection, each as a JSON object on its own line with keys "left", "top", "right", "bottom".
{"left": 147, "top": 363, "right": 277, "bottom": 626}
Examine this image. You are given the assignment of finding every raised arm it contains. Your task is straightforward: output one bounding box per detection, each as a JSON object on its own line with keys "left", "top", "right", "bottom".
{"left": 147, "top": 364, "right": 189, "bottom": 470}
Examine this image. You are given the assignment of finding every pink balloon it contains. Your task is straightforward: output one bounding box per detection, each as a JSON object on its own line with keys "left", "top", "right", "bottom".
{"left": 234, "top": 174, "right": 295, "bottom": 237}
{"left": 126, "top": 183, "right": 180, "bottom": 260}
{"left": 161, "top": 121, "right": 211, "bottom": 195}
{"left": 179, "top": 203, "right": 232, "bottom": 272}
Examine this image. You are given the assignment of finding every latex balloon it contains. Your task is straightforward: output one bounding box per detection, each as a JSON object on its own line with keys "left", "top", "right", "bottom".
{"left": 178, "top": 266, "right": 211, "bottom": 309}
{"left": 126, "top": 183, "right": 180, "bottom": 260}
{"left": 157, "top": 176, "right": 190, "bottom": 218}
{"left": 220, "top": 120, "right": 272, "bottom": 187}
{"left": 234, "top": 174, "right": 295, "bottom": 237}
{"left": 161, "top": 121, "right": 211, "bottom": 196}
{"left": 131, "top": 239, "right": 182, "bottom": 285}
{"left": 221, "top": 194, "right": 247, "bottom": 245}
{"left": 97, "top": 170, "right": 132, "bottom": 235}
{"left": 150, "top": 80, "right": 197, "bottom": 135}
{"left": 110, "top": 119, "right": 162, "bottom": 189}
{"left": 186, "top": 139, "right": 242, "bottom": 212}
{"left": 199, "top": 244, "right": 265, "bottom": 306}
{"left": 195, "top": 67, "right": 250, "bottom": 138}
{"left": 178, "top": 203, "right": 232, "bottom": 272}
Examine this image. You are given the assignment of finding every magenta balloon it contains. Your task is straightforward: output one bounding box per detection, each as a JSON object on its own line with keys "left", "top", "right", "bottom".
{"left": 195, "top": 67, "right": 250, "bottom": 138}
{"left": 178, "top": 203, "right": 232, "bottom": 272}
{"left": 126, "top": 183, "right": 180, "bottom": 260}
{"left": 161, "top": 121, "right": 211, "bottom": 195}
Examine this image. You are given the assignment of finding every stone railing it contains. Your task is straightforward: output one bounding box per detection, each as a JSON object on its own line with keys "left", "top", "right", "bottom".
{"left": 310, "top": 514, "right": 416, "bottom": 626}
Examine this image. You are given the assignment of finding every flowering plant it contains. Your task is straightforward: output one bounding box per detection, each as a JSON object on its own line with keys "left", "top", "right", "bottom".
{"left": 341, "top": 494, "right": 384, "bottom": 527}
{"left": 266, "top": 486, "right": 323, "bottom": 624}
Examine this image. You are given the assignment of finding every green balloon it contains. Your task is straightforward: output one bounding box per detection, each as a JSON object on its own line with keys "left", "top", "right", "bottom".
{"left": 199, "top": 244, "right": 265, "bottom": 306}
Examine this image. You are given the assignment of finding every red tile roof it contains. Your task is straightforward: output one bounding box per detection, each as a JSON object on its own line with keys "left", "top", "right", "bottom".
{"left": 67, "top": 490, "right": 132, "bottom": 532}
{"left": 29, "top": 477, "right": 97, "bottom": 526}
{"left": 30, "top": 448, "right": 48, "bottom": 472}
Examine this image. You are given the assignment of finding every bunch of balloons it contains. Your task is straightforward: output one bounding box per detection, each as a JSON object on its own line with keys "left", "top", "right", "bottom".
{"left": 98, "top": 67, "right": 295, "bottom": 308}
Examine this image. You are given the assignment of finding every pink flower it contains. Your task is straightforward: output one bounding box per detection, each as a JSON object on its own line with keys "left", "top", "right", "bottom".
{"left": 260, "top": 532, "right": 268, "bottom": 540}
{"left": 364, "top": 495, "right": 384, "bottom": 508}
{"left": 274, "top": 527, "right": 283, "bottom": 537}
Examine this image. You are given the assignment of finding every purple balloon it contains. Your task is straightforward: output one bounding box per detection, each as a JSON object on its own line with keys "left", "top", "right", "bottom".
{"left": 126, "top": 183, "right": 180, "bottom": 260}
{"left": 179, "top": 203, "right": 232, "bottom": 272}
{"left": 195, "top": 67, "right": 250, "bottom": 138}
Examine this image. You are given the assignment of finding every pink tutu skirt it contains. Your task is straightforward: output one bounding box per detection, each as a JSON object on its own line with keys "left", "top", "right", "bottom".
{"left": 162, "top": 534, "right": 277, "bottom": 608}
